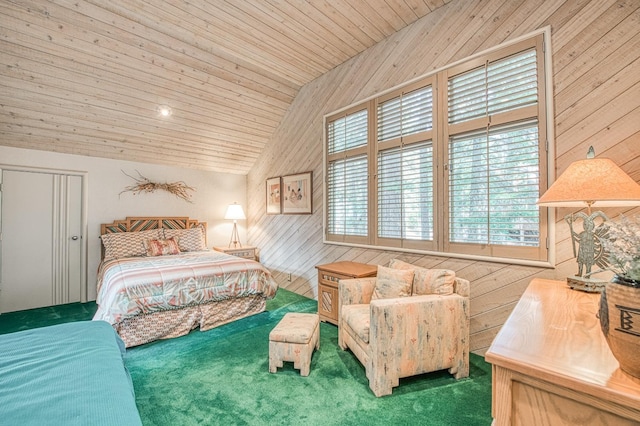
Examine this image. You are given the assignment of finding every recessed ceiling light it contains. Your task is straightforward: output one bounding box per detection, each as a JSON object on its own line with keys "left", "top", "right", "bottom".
{"left": 157, "top": 105, "right": 172, "bottom": 117}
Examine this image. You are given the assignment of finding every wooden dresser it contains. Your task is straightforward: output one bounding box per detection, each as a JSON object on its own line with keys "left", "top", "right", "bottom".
{"left": 315, "top": 261, "right": 377, "bottom": 325}
{"left": 485, "top": 278, "right": 640, "bottom": 425}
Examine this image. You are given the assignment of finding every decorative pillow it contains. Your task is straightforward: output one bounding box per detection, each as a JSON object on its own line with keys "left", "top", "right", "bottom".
{"left": 101, "top": 229, "right": 163, "bottom": 261}
{"left": 163, "top": 225, "right": 207, "bottom": 252}
{"left": 389, "top": 258, "right": 455, "bottom": 295}
{"left": 144, "top": 237, "right": 181, "bottom": 257}
{"left": 371, "top": 265, "right": 413, "bottom": 300}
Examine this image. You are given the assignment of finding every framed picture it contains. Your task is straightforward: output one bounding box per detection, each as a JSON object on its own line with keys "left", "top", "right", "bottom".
{"left": 282, "top": 172, "right": 312, "bottom": 214}
{"left": 266, "top": 176, "right": 282, "bottom": 214}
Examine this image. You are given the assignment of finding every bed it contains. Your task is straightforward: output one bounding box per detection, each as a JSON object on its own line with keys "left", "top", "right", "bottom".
{"left": 93, "top": 216, "right": 278, "bottom": 347}
{"left": 0, "top": 320, "right": 142, "bottom": 425}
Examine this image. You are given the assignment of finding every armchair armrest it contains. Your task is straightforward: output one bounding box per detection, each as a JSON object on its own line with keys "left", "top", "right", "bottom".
{"left": 453, "top": 277, "right": 470, "bottom": 298}
{"left": 338, "top": 277, "right": 376, "bottom": 350}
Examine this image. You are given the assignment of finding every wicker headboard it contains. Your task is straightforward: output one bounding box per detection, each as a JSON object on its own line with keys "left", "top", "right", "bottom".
{"left": 100, "top": 216, "right": 206, "bottom": 236}
{"left": 100, "top": 217, "right": 207, "bottom": 258}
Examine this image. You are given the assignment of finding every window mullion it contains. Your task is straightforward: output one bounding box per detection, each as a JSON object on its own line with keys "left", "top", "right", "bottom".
{"left": 368, "top": 99, "right": 377, "bottom": 246}
{"left": 436, "top": 70, "right": 448, "bottom": 253}
{"left": 399, "top": 91, "right": 405, "bottom": 242}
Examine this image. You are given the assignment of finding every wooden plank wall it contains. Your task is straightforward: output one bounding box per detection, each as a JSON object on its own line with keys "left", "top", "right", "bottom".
{"left": 247, "top": 0, "right": 640, "bottom": 355}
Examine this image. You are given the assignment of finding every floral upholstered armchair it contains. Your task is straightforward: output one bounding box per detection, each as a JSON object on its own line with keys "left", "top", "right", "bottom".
{"left": 338, "top": 259, "right": 470, "bottom": 397}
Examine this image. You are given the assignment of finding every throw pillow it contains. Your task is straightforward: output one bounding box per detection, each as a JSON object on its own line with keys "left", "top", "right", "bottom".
{"left": 389, "top": 258, "right": 455, "bottom": 295}
{"left": 371, "top": 265, "right": 413, "bottom": 300}
{"left": 144, "top": 237, "right": 181, "bottom": 257}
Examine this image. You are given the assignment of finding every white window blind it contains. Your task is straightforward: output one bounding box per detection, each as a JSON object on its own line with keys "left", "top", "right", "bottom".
{"left": 378, "top": 142, "right": 433, "bottom": 240}
{"left": 448, "top": 49, "right": 538, "bottom": 124}
{"left": 327, "top": 154, "right": 368, "bottom": 237}
{"left": 327, "top": 109, "right": 368, "bottom": 154}
{"left": 377, "top": 86, "right": 433, "bottom": 142}
{"left": 449, "top": 121, "right": 540, "bottom": 246}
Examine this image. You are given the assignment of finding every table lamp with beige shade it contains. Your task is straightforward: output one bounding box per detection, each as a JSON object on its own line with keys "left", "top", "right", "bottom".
{"left": 537, "top": 146, "right": 640, "bottom": 292}
{"left": 225, "top": 202, "right": 246, "bottom": 248}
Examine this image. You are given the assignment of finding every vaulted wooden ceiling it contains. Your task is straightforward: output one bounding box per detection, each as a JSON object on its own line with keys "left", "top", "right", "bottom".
{"left": 1, "top": 0, "right": 450, "bottom": 174}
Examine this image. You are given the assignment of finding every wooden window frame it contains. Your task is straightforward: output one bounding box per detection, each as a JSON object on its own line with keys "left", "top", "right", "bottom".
{"left": 323, "top": 30, "right": 552, "bottom": 265}
{"left": 373, "top": 77, "right": 438, "bottom": 251}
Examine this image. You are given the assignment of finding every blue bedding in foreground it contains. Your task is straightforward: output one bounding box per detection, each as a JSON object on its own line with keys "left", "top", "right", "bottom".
{"left": 0, "top": 320, "right": 142, "bottom": 425}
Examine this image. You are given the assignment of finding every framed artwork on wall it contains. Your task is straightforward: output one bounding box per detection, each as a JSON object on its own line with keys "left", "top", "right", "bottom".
{"left": 282, "top": 172, "right": 312, "bottom": 214}
{"left": 266, "top": 176, "right": 282, "bottom": 214}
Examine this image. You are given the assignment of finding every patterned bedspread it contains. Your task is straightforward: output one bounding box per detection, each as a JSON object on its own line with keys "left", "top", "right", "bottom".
{"left": 94, "top": 250, "right": 278, "bottom": 324}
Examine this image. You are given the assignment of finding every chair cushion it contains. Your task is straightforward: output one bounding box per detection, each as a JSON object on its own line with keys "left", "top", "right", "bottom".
{"left": 371, "top": 265, "right": 413, "bottom": 300}
{"left": 389, "top": 259, "right": 455, "bottom": 295}
{"left": 342, "top": 304, "right": 371, "bottom": 344}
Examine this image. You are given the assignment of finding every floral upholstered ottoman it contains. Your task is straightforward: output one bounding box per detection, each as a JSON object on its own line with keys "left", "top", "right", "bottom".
{"left": 269, "top": 312, "right": 320, "bottom": 376}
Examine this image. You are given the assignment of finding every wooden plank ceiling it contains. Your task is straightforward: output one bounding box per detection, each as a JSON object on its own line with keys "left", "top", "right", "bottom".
{"left": 0, "top": 0, "right": 450, "bottom": 174}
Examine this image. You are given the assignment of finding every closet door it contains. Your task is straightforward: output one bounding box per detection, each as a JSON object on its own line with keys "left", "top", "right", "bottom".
{"left": 0, "top": 170, "right": 83, "bottom": 313}
{"left": 53, "top": 174, "right": 83, "bottom": 306}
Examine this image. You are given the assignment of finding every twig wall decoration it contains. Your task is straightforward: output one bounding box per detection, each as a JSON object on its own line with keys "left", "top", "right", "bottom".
{"left": 120, "top": 170, "right": 195, "bottom": 203}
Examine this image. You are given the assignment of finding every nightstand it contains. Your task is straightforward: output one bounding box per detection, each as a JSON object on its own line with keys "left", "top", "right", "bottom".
{"left": 315, "top": 261, "right": 377, "bottom": 325}
{"left": 213, "top": 246, "right": 257, "bottom": 261}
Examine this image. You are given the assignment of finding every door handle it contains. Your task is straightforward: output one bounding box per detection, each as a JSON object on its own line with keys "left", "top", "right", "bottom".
{"left": 71, "top": 236, "right": 79, "bottom": 241}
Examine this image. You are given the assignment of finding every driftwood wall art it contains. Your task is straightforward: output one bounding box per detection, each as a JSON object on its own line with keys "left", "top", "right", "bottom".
{"left": 120, "top": 170, "right": 195, "bottom": 203}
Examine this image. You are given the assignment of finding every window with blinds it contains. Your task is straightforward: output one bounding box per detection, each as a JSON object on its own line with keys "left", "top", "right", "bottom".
{"left": 324, "top": 32, "right": 549, "bottom": 263}
{"left": 375, "top": 83, "right": 434, "bottom": 247}
{"left": 327, "top": 109, "right": 368, "bottom": 154}
{"left": 326, "top": 107, "right": 370, "bottom": 241}
{"left": 449, "top": 122, "right": 540, "bottom": 246}
{"left": 327, "top": 155, "right": 368, "bottom": 237}
{"left": 378, "top": 142, "right": 434, "bottom": 241}
{"left": 448, "top": 49, "right": 538, "bottom": 124}
{"left": 377, "top": 86, "right": 433, "bottom": 142}
{"left": 444, "top": 37, "right": 546, "bottom": 260}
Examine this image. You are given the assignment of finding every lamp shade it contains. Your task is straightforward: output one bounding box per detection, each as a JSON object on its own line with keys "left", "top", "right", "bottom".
{"left": 224, "top": 203, "right": 246, "bottom": 220}
{"left": 537, "top": 157, "right": 640, "bottom": 208}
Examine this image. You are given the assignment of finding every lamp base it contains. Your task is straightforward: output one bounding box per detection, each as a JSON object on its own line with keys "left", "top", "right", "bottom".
{"left": 567, "top": 275, "right": 607, "bottom": 293}
{"left": 228, "top": 222, "right": 242, "bottom": 248}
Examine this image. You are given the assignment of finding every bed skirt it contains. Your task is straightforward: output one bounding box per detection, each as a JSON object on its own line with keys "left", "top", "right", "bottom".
{"left": 113, "top": 295, "right": 266, "bottom": 347}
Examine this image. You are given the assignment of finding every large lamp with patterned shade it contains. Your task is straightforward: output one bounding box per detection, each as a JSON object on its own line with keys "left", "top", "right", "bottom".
{"left": 537, "top": 146, "right": 640, "bottom": 292}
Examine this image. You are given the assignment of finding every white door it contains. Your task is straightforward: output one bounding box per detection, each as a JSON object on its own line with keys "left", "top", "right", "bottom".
{"left": 0, "top": 169, "right": 84, "bottom": 313}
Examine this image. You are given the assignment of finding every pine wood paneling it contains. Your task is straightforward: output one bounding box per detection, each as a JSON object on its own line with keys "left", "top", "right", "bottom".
{"left": 0, "top": 0, "right": 450, "bottom": 174}
{"left": 248, "top": 0, "right": 640, "bottom": 354}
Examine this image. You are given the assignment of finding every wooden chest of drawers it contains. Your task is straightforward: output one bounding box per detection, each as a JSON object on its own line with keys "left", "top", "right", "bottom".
{"left": 315, "top": 261, "right": 377, "bottom": 325}
{"left": 485, "top": 279, "right": 640, "bottom": 425}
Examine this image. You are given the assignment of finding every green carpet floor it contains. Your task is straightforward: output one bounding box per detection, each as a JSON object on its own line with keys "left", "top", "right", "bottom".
{"left": 0, "top": 290, "right": 492, "bottom": 425}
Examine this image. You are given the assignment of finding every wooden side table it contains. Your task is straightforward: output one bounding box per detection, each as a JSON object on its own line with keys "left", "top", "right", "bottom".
{"left": 213, "top": 246, "right": 257, "bottom": 261}
{"left": 315, "top": 261, "right": 377, "bottom": 325}
{"left": 485, "top": 278, "right": 640, "bottom": 425}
